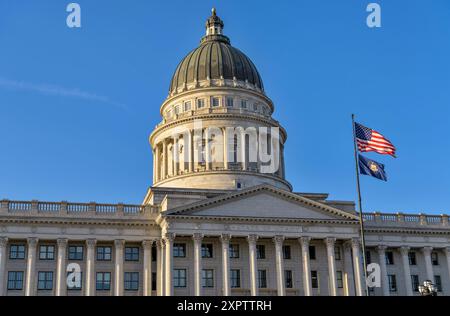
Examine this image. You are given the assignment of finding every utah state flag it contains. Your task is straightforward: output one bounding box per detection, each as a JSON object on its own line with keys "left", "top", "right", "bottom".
{"left": 358, "top": 154, "right": 387, "bottom": 181}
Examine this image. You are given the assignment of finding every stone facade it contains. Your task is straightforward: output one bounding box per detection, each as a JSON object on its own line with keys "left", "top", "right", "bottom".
{"left": 0, "top": 9, "right": 448, "bottom": 297}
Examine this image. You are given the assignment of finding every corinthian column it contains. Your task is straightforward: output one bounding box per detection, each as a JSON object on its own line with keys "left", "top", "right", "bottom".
{"left": 299, "top": 237, "right": 312, "bottom": 296}
{"left": 273, "top": 236, "right": 285, "bottom": 296}
{"left": 25, "top": 237, "right": 38, "bottom": 296}
{"left": 377, "top": 245, "right": 389, "bottom": 296}
{"left": 157, "top": 239, "right": 165, "bottom": 296}
{"left": 0, "top": 237, "right": 8, "bottom": 296}
{"left": 351, "top": 238, "right": 364, "bottom": 296}
{"left": 400, "top": 246, "right": 413, "bottom": 296}
{"left": 445, "top": 247, "right": 450, "bottom": 290}
{"left": 422, "top": 246, "right": 434, "bottom": 282}
{"left": 221, "top": 234, "right": 231, "bottom": 296}
{"left": 193, "top": 233, "right": 203, "bottom": 296}
{"left": 142, "top": 240, "right": 154, "bottom": 296}
{"left": 85, "top": 239, "right": 96, "bottom": 296}
{"left": 325, "top": 237, "right": 337, "bottom": 296}
{"left": 114, "top": 240, "right": 125, "bottom": 296}
{"left": 165, "top": 233, "right": 175, "bottom": 296}
{"left": 247, "top": 235, "right": 258, "bottom": 296}
{"left": 55, "top": 238, "right": 68, "bottom": 296}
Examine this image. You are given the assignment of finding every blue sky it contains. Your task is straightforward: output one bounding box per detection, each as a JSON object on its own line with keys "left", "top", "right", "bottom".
{"left": 0, "top": 1, "right": 449, "bottom": 214}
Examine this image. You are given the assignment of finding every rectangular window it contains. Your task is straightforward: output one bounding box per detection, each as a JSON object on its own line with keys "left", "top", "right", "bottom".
{"left": 174, "top": 105, "right": 180, "bottom": 114}
{"left": 336, "top": 271, "right": 343, "bottom": 288}
{"left": 68, "top": 246, "right": 83, "bottom": 260}
{"left": 152, "top": 272, "right": 157, "bottom": 291}
{"left": 257, "top": 270, "right": 267, "bottom": 288}
{"left": 226, "top": 97, "right": 234, "bottom": 107}
{"left": 211, "top": 97, "right": 220, "bottom": 107}
{"left": 256, "top": 245, "right": 265, "bottom": 259}
{"left": 334, "top": 246, "right": 341, "bottom": 260}
{"left": 37, "top": 271, "right": 53, "bottom": 290}
{"left": 311, "top": 271, "right": 319, "bottom": 289}
{"left": 96, "top": 272, "right": 111, "bottom": 291}
{"left": 152, "top": 246, "right": 157, "bottom": 262}
{"left": 201, "top": 244, "right": 213, "bottom": 258}
{"left": 283, "top": 245, "right": 291, "bottom": 260}
{"left": 7, "top": 271, "right": 24, "bottom": 290}
{"left": 124, "top": 272, "right": 139, "bottom": 291}
{"left": 202, "top": 269, "right": 214, "bottom": 288}
{"left": 173, "top": 243, "right": 186, "bottom": 258}
{"left": 285, "top": 270, "right": 293, "bottom": 289}
{"left": 39, "top": 245, "right": 55, "bottom": 260}
{"left": 411, "top": 275, "right": 419, "bottom": 292}
{"left": 408, "top": 252, "right": 417, "bottom": 265}
{"left": 388, "top": 275, "right": 397, "bottom": 292}
{"left": 174, "top": 269, "right": 187, "bottom": 288}
{"left": 253, "top": 103, "right": 258, "bottom": 111}
{"left": 197, "top": 99, "right": 205, "bottom": 109}
{"left": 184, "top": 101, "right": 191, "bottom": 111}
{"left": 431, "top": 252, "right": 439, "bottom": 265}
{"left": 229, "top": 244, "right": 240, "bottom": 259}
{"left": 97, "top": 246, "right": 112, "bottom": 261}
{"left": 230, "top": 269, "right": 240, "bottom": 288}
{"left": 309, "top": 246, "right": 316, "bottom": 260}
{"left": 125, "top": 247, "right": 139, "bottom": 261}
{"left": 240, "top": 100, "right": 247, "bottom": 109}
{"left": 434, "top": 275, "right": 442, "bottom": 292}
{"left": 9, "top": 245, "right": 26, "bottom": 260}
{"left": 385, "top": 251, "right": 394, "bottom": 265}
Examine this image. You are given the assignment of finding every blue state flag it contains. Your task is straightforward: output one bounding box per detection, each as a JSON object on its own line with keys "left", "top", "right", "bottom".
{"left": 358, "top": 154, "right": 387, "bottom": 181}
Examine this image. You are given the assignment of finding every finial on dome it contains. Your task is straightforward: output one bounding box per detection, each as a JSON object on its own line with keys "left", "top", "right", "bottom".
{"left": 212, "top": 7, "right": 216, "bottom": 16}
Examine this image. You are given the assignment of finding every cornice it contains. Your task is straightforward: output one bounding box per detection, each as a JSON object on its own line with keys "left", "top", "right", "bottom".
{"left": 365, "top": 227, "right": 450, "bottom": 235}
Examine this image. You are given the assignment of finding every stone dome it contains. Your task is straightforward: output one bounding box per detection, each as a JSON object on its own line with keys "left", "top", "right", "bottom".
{"left": 169, "top": 9, "right": 264, "bottom": 95}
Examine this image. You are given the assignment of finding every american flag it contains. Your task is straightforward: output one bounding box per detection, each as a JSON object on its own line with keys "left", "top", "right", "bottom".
{"left": 355, "top": 122, "right": 397, "bottom": 157}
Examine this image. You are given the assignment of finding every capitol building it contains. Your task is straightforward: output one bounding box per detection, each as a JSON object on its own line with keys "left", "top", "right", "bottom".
{"left": 0, "top": 10, "right": 449, "bottom": 297}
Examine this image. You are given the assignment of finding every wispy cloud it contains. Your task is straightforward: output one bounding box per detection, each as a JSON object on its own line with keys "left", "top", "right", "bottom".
{"left": 0, "top": 77, "right": 127, "bottom": 110}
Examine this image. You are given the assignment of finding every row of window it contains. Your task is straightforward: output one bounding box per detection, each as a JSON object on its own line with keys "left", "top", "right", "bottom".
{"left": 7, "top": 271, "right": 150, "bottom": 292}
{"left": 166, "top": 96, "right": 270, "bottom": 118}
{"left": 173, "top": 243, "right": 340, "bottom": 261}
{"left": 9, "top": 245, "right": 143, "bottom": 262}
{"left": 172, "top": 268, "right": 343, "bottom": 290}
{"left": 368, "top": 274, "right": 443, "bottom": 293}
{"left": 366, "top": 250, "right": 441, "bottom": 266}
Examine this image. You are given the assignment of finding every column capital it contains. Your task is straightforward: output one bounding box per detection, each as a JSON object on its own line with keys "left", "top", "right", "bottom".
{"left": 114, "top": 239, "right": 125, "bottom": 249}
{"left": 57, "top": 238, "right": 68, "bottom": 248}
{"left": 445, "top": 246, "right": 450, "bottom": 254}
{"left": 400, "top": 246, "right": 410, "bottom": 256}
{"left": 0, "top": 237, "right": 8, "bottom": 248}
{"left": 220, "top": 234, "right": 231, "bottom": 243}
{"left": 142, "top": 239, "right": 155, "bottom": 249}
{"left": 299, "top": 236, "right": 311, "bottom": 248}
{"left": 193, "top": 233, "right": 204, "bottom": 243}
{"left": 350, "top": 238, "right": 360, "bottom": 249}
{"left": 377, "top": 245, "right": 388, "bottom": 252}
{"left": 325, "top": 237, "right": 336, "bottom": 248}
{"left": 273, "top": 235, "right": 285, "bottom": 245}
{"left": 27, "top": 237, "right": 38, "bottom": 248}
{"left": 164, "top": 233, "right": 176, "bottom": 242}
{"left": 247, "top": 234, "right": 258, "bottom": 244}
{"left": 86, "top": 239, "right": 97, "bottom": 248}
{"left": 422, "top": 246, "right": 433, "bottom": 255}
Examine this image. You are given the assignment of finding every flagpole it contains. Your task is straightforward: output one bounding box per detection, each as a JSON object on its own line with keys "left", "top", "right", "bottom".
{"left": 352, "top": 114, "right": 369, "bottom": 296}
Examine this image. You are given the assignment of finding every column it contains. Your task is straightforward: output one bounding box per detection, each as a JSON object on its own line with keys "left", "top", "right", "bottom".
{"left": 162, "top": 140, "right": 167, "bottom": 179}
{"left": 221, "top": 234, "right": 231, "bottom": 296}
{"left": 247, "top": 235, "right": 258, "bottom": 296}
{"left": 85, "top": 239, "right": 96, "bottom": 296}
{"left": 343, "top": 242, "right": 355, "bottom": 296}
{"left": 377, "top": 245, "right": 389, "bottom": 296}
{"left": 143, "top": 240, "right": 154, "bottom": 296}
{"left": 422, "top": 246, "right": 434, "bottom": 282}
{"left": 273, "top": 235, "right": 285, "bottom": 296}
{"left": 157, "top": 239, "right": 165, "bottom": 296}
{"left": 299, "top": 237, "right": 312, "bottom": 296}
{"left": 0, "top": 237, "right": 8, "bottom": 296}
{"left": 165, "top": 233, "right": 175, "bottom": 296}
{"left": 351, "top": 238, "right": 364, "bottom": 296}
{"left": 325, "top": 237, "right": 337, "bottom": 296}
{"left": 188, "top": 130, "right": 194, "bottom": 173}
{"left": 240, "top": 132, "right": 247, "bottom": 170}
{"left": 223, "top": 128, "right": 229, "bottom": 170}
{"left": 25, "top": 237, "right": 38, "bottom": 296}
{"left": 153, "top": 148, "right": 157, "bottom": 183}
{"left": 400, "top": 246, "right": 413, "bottom": 296}
{"left": 193, "top": 233, "right": 203, "bottom": 296}
{"left": 55, "top": 238, "right": 68, "bottom": 296}
{"left": 173, "top": 136, "right": 180, "bottom": 176}
{"left": 114, "top": 239, "right": 125, "bottom": 296}
{"left": 445, "top": 247, "right": 450, "bottom": 291}
{"left": 205, "top": 130, "right": 211, "bottom": 171}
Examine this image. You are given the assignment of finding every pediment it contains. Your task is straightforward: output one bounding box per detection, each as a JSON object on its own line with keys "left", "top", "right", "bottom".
{"left": 165, "top": 185, "right": 358, "bottom": 221}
